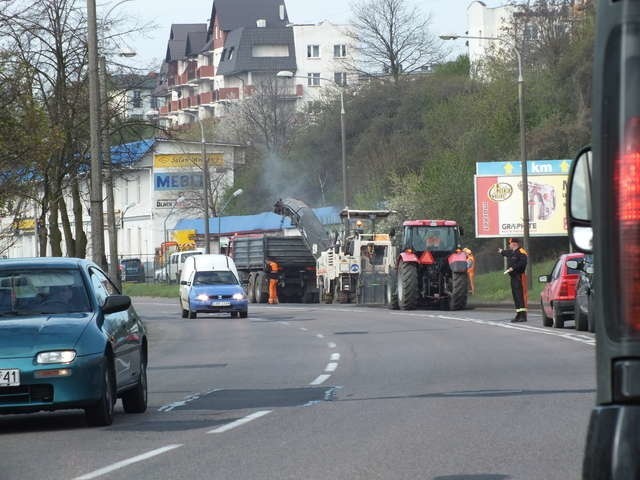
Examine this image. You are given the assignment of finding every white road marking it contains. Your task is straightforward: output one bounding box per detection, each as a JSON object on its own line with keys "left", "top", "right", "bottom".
{"left": 310, "top": 374, "right": 331, "bottom": 385}
{"left": 325, "top": 362, "right": 338, "bottom": 372}
{"left": 330, "top": 353, "right": 340, "bottom": 361}
{"left": 158, "top": 389, "right": 222, "bottom": 412}
{"left": 279, "top": 321, "right": 290, "bottom": 325}
{"left": 328, "top": 342, "right": 337, "bottom": 349}
{"left": 316, "top": 333, "right": 325, "bottom": 339}
{"left": 207, "top": 410, "right": 272, "bottom": 434}
{"left": 73, "top": 445, "right": 183, "bottom": 480}
{"left": 300, "top": 327, "right": 308, "bottom": 331}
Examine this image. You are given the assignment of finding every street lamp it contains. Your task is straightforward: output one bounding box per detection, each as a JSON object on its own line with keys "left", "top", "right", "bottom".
{"left": 276, "top": 70, "right": 348, "bottom": 208}
{"left": 182, "top": 111, "right": 211, "bottom": 254}
{"left": 440, "top": 34, "right": 531, "bottom": 288}
{"left": 217, "top": 188, "right": 243, "bottom": 254}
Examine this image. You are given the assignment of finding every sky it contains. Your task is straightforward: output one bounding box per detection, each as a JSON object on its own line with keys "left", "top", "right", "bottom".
{"left": 116, "top": 0, "right": 503, "bottom": 71}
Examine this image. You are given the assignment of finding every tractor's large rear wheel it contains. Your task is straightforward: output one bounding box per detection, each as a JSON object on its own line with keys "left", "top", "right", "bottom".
{"left": 397, "top": 261, "right": 418, "bottom": 310}
{"left": 450, "top": 272, "right": 469, "bottom": 310}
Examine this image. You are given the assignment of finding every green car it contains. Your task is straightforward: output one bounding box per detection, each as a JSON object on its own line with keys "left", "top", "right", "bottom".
{"left": 0, "top": 257, "right": 148, "bottom": 426}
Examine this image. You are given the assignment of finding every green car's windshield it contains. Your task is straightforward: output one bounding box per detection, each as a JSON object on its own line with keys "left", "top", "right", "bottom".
{"left": 193, "top": 271, "right": 238, "bottom": 286}
{"left": 0, "top": 269, "right": 91, "bottom": 315}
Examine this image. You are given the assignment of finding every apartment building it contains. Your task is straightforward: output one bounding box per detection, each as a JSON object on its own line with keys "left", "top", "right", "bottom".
{"left": 154, "top": 0, "right": 356, "bottom": 125}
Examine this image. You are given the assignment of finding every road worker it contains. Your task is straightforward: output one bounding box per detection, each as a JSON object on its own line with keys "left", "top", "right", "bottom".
{"left": 463, "top": 247, "right": 476, "bottom": 295}
{"left": 266, "top": 259, "right": 280, "bottom": 304}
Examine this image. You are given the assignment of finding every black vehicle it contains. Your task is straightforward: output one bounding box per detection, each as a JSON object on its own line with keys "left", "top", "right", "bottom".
{"left": 120, "top": 258, "right": 145, "bottom": 283}
{"left": 571, "top": 254, "right": 594, "bottom": 333}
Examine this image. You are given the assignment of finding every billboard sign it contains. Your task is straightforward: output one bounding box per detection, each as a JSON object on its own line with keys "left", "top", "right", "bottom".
{"left": 474, "top": 160, "right": 570, "bottom": 238}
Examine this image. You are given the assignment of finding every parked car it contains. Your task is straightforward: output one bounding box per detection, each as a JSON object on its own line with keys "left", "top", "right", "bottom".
{"left": 539, "top": 252, "right": 585, "bottom": 328}
{"left": 179, "top": 254, "right": 247, "bottom": 319}
{"left": 119, "top": 258, "right": 145, "bottom": 283}
{"left": 0, "top": 257, "right": 147, "bottom": 426}
{"left": 569, "top": 254, "right": 594, "bottom": 333}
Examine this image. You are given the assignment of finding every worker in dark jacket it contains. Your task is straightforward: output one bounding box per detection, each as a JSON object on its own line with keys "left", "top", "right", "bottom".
{"left": 498, "top": 237, "right": 528, "bottom": 322}
{"left": 266, "top": 259, "right": 280, "bottom": 304}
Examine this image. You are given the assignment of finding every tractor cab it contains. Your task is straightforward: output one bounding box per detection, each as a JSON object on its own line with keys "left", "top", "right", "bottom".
{"left": 401, "top": 220, "right": 463, "bottom": 255}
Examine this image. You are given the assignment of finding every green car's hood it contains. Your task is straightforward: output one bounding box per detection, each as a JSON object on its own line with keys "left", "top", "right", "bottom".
{"left": 0, "top": 314, "right": 94, "bottom": 358}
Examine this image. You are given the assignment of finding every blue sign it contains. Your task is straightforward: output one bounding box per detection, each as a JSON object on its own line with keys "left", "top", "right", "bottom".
{"left": 155, "top": 173, "right": 203, "bottom": 191}
{"left": 476, "top": 159, "right": 572, "bottom": 176}
{"left": 350, "top": 264, "right": 360, "bottom": 273}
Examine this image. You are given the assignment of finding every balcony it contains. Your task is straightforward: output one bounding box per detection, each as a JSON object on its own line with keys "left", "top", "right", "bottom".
{"left": 197, "top": 65, "right": 215, "bottom": 79}
{"left": 187, "top": 95, "right": 200, "bottom": 109}
{"left": 171, "top": 100, "right": 180, "bottom": 112}
{"left": 159, "top": 106, "right": 169, "bottom": 116}
{"left": 200, "top": 91, "right": 214, "bottom": 104}
{"left": 218, "top": 87, "right": 240, "bottom": 101}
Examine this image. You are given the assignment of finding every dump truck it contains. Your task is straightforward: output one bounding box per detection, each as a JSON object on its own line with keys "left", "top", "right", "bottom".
{"left": 228, "top": 234, "right": 318, "bottom": 303}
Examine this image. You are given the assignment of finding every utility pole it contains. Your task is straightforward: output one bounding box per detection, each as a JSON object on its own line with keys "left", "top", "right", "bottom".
{"left": 87, "top": 0, "right": 105, "bottom": 266}
{"left": 99, "top": 56, "right": 120, "bottom": 288}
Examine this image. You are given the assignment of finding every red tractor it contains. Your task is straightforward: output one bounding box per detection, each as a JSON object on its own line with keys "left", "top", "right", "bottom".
{"left": 387, "top": 220, "right": 469, "bottom": 311}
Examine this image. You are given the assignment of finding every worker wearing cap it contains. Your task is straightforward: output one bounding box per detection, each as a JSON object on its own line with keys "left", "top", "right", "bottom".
{"left": 266, "top": 259, "right": 280, "bottom": 304}
{"left": 498, "top": 238, "right": 528, "bottom": 322}
{"left": 463, "top": 247, "right": 476, "bottom": 295}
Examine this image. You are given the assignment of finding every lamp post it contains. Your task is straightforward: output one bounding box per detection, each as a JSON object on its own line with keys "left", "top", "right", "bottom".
{"left": 182, "top": 111, "right": 211, "bottom": 253}
{"left": 440, "top": 34, "right": 531, "bottom": 288}
{"left": 217, "top": 188, "right": 243, "bottom": 254}
{"left": 276, "top": 70, "right": 348, "bottom": 208}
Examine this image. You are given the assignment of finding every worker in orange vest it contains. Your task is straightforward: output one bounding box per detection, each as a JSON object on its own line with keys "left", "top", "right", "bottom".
{"left": 463, "top": 247, "right": 476, "bottom": 295}
{"left": 266, "top": 259, "right": 280, "bottom": 304}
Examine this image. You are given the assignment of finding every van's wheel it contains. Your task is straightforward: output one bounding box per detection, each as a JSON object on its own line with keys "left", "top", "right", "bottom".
{"left": 188, "top": 302, "right": 197, "bottom": 319}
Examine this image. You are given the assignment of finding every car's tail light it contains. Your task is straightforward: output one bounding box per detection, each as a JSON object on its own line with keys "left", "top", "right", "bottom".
{"left": 558, "top": 276, "right": 579, "bottom": 300}
{"left": 614, "top": 116, "right": 640, "bottom": 333}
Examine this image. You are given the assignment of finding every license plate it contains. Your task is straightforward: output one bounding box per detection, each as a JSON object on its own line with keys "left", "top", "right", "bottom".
{"left": 0, "top": 369, "right": 20, "bottom": 386}
{"left": 212, "top": 301, "right": 231, "bottom": 307}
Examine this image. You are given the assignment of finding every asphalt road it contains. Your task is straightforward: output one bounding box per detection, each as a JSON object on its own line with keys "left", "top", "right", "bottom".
{"left": 0, "top": 300, "right": 595, "bottom": 480}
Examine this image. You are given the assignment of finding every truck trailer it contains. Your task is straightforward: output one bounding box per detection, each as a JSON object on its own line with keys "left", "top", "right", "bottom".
{"left": 229, "top": 235, "right": 318, "bottom": 303}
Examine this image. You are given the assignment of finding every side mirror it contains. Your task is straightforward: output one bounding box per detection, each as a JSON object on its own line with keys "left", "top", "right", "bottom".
{"left": 567, "top": 146, "right": 593, "bottom": 252}
{"left": 538, "top": 275, "right": 550, "bottom": 283}
{"left": 459, "top": 226, "right": 465, "bottom": 236}
{"left": 180, "top": 280, "right": 188, "bottom": 286}
{"left": 389, "top": 227, "right": 396, "bottom": 238}
{"left": 102, "top": 295, "right": 131, "bottom": 314}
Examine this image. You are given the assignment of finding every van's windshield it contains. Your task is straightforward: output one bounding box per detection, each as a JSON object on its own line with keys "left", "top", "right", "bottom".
{"left": 193, "top": 271, "right": 238, "bottom": 285}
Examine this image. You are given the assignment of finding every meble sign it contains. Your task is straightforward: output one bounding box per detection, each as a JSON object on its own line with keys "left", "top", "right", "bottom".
{"left": 155, "top": 173, "right": 203, "bottom": 191}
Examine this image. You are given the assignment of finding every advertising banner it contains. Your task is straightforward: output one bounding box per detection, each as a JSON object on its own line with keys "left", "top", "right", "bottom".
{"left": 154, "top": 172, "right": 204, "bottom": 191}
{"left": 153, "top": 153, "right": 224, "bottom": 169}
{"left": 474, "top": 174, "right": 568, "bottom": 238}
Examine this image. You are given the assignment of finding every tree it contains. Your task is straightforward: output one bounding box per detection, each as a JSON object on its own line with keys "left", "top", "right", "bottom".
{"left": 347, "top": 0, "right": 444, "bottom": 82}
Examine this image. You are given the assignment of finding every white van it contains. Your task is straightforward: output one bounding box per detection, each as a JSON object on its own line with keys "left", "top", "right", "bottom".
{"left": 167, "top": 248, "right": 204, "bottom": 283}
{"left": 179, "top": 254, "right": 246, "bottom": 318}
{"left": 179, "top": 254, "right": 239, "bottom": 286}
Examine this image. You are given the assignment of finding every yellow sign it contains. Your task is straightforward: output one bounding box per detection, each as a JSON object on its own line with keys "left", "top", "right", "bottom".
{"left": 154, "top": 153, "right": 224, "bottom": 169}
{"left": 15, "top": 218, "right": 35, "bottom": 231}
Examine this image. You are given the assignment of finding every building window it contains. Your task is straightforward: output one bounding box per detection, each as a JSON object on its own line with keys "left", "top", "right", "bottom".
{"left": 150, "top": 96, "right": 158, "bottom": 109}
{"left": 228, "top": 47, "right": 234, "bottom": 60}
{"left": 307, "top": 73, "right": 320, "bottom": 86}
{"left": 334, "top": 44, "right": 347, "bottom": 57}
{"left": 334, "top": 72, "right": 347, "bottom": 86}
{"left": 307, "top": 45, "right": 320, "bottom": 58}
{"left": 132, "top": 90, "right": 142, "bottom": 108}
